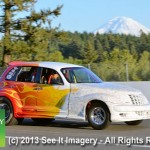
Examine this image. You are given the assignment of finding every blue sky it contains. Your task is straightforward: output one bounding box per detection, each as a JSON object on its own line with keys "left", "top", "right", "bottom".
{"left": 0, "top": 0, "right": 149, "bottom": 34}
{"left": 34, "top": 0, "right": 150, "bottom": 33}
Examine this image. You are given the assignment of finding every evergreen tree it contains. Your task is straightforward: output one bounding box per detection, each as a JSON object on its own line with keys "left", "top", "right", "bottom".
{"left": 0, "top": 0, "right": 35, "bottom": 65}
{"left": 59, "top": 40, "right": 82, "bottom": 59}
{"left": 82, "top": 40, "right": 98, "bottom": 64}
{"left": 94, "top": 38, "right": 104, "bottom": 61}
{"left": 137, "top": 51, "right": 150, "bottom": 80}
{"left": 0, "top": 0, "right": 62, "bottom": 65}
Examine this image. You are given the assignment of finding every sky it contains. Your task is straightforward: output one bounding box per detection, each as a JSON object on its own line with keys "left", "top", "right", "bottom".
{"left": 34, "top": 0, "right": 150, "bottom": 33}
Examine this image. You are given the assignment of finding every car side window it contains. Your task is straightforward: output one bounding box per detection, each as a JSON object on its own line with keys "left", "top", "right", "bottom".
{"left": 5, "top": 66, "right": 38, "bottom": 83}
{"left": 61, "top": 67, "right": 102, "bottom": 83}
{"left": 40, "top": 67, "right": 63, "bottom": 85}
{"left": 5, "top": 66, "right": 21, "bottom": 81}
{"left": 25, "top": 67, "right": 38, "bottom": 82}
{"left": 61, "top": 69, "right": 76, "bottom": 83}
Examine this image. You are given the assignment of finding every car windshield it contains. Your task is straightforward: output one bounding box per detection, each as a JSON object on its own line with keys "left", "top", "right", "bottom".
{"left": 61, "top": 67, "right": 103, "bottom": 83}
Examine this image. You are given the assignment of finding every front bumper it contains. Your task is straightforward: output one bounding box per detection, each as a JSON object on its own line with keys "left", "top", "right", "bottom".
{"left": 111, "top": 104, "right": 150, "bottom": 122}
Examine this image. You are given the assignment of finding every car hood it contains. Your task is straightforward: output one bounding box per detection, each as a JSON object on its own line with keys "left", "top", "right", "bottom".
{"left": 71, "top": 82, "right": 149, "bottom": 105}
{"left": 74, "top": 82, "right": 142, "bottom": 95}
{"left": 98, "top": 82, "right": 140, "bottom": 93}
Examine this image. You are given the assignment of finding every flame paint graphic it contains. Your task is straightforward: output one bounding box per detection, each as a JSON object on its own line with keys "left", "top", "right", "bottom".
{"left": 1, "top": 81, "right": 71, "bottom": 118}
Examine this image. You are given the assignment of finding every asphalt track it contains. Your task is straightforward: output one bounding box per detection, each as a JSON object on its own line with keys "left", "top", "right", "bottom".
{"left": 3, "top": 118, "right": 150, "bottom": 150}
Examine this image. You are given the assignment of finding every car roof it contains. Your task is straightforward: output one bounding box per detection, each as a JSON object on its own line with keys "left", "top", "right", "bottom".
{"left": 9, "top": 61, "right": 83, "bottom": 70}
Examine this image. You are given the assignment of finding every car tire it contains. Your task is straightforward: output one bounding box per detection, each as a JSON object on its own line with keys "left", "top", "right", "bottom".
{"left": 125, "top": 120, "right": 143, "bottom": 126}
{"left": 0, "top": 97, "right": 18, "bottom": 125}
{"left": 87, "top": 103, "right": 110, "bottom": 130}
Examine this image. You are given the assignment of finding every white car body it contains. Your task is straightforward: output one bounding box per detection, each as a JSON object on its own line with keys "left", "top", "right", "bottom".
{"left": 1, "top": 61, "right": 150, "bottom": 129}
{"left": 36, "top": 62, "right": 150, "bottom": 123}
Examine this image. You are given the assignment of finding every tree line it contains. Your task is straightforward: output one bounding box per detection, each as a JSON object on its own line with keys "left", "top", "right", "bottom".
{"left": 0, "top": 0, "right": 149, "bottom": 81}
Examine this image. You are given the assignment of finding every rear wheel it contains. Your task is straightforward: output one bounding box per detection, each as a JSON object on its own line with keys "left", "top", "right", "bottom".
{"left": 87, "top": 103, "right": 110, "bottom": 130}
{"left": 125, "top": 120, "right": 143, "bottom": 126}
{"left": 0, "top": 97, "right": 20, "bottom": 125}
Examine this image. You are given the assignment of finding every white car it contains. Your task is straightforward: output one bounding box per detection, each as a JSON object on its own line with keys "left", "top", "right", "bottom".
{"left": 0, "top": 61, "right": 150, "bottom": 130}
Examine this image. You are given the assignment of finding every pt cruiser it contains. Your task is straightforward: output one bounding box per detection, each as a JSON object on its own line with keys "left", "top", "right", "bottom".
{"left": 0, "top": 61, "right": 150, "bottom": 130}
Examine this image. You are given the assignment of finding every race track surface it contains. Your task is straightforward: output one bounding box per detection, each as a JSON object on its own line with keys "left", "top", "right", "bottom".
{"left": 3, "top": 118, "right": 150, "bottom": 150}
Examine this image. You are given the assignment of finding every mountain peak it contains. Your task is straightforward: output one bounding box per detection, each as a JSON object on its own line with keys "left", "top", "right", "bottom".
{"left": 95, "top": 16, "right": 150, "bottom": 36}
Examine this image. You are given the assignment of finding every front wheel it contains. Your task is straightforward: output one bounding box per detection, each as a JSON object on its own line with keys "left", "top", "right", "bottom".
{"left": 125, "top": 120, "right": 143, "bottom": 126}
{"left": 87, "top": 103, "right": 110, "bottom": 130}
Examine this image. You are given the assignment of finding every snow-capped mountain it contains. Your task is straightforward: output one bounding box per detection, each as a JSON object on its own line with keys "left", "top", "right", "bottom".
{"left": 95, "top": 16, "right": 150, "bottom": 36}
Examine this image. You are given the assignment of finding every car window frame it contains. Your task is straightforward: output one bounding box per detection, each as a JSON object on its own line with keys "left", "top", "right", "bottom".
{"left": 5, "top": 66, "right": 39, "bottom": 83}
{"left": 61, "top": 67, "right": 103, "bottom": 84}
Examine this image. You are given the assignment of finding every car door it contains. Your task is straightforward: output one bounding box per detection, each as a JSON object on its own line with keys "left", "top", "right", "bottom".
{"left": 5, "top": 66, "right": 38, "bottom": 113}
{"left": 35, "top": 67, "right": 70, "bottom": 118}
{"left": 62, "top": 68, "right": 87, "bottom": 119}
{"left": 61, "top": 67, "right": 102, "bottom": 120}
